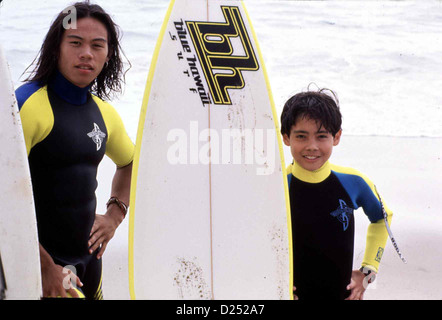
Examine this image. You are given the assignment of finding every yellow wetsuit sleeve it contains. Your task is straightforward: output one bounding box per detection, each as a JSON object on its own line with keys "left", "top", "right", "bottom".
{"left": 334, "top": 165, "right": 394, "bottom": 273}
{"left": 362, "top": 194, "right": 393, "bottom": 273}
{"left": 19, "top": 87, "right": 54, "bottom": 155}
{"left": 329, "top": 164, "right": 394, "bottom": 273}
{"left": 93, "top": 97, "right": 135, "bottom": 167}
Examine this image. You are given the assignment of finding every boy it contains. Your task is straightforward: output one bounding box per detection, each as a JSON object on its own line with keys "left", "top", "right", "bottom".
{"left": 16, "top": 2, "right": 134, "bottom": 299}
{"left": 281, "top": 88, "right": 392, "bottom": 300}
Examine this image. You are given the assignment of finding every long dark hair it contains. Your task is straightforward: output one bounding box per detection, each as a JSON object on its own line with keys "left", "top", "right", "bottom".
{"left": 24, "top": 1, "right": 130, "bottom": 101}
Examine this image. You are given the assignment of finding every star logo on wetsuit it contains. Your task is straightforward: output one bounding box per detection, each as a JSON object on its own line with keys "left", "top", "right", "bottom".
{"left": 330, "top": 199, "right": 354, "bottom": 231}
{"left": 87, "top": 123, "right": 106, "bottom": 151}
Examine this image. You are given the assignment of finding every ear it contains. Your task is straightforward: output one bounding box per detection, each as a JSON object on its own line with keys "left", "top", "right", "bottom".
{"left": 106, "top": 49, "right": 112, "bottom": 63}
{"left": 333, "top": 129, "right": 342, "bottom": 146}
{"left": 283, "top": 134, "right": 290, "bottom": 146}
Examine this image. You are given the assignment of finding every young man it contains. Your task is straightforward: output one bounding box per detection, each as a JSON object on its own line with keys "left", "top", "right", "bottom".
{"left": 281, "top": 88, "right": 393, "bottom": 300}
{"left": 16, "top": 2, "right": 134, "bottom": 299}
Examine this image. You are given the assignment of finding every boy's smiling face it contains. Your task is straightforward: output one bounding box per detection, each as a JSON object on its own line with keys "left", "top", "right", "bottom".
{"left": 283, "top": 117, "right": 342, "bottom": 171}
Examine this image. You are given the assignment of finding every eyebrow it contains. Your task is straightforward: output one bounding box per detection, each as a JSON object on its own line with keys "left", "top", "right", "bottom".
{"left": 66, "top": 35, "right": 107, "bottom": 42}
{"left": 292, "top": 130, "right": 308, "bottom": 134}
{"left": 292, "top": 129, "right": 330, "bottom": 134}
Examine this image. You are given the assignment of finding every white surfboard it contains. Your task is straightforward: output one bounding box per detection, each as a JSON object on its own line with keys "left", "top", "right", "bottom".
{"left": 129, "top": 0, "right": 292, "bottom": 300}
{"left": 0, "top": 46, "right": 42, "bottom": 299}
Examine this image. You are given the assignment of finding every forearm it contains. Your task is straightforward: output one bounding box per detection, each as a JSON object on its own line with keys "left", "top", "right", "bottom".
{"left": 362, "top": 214, "right": 392, "bottom": 272}
{"left": 89, "top": 162, "right": 133, "bottom": 258}
{"left": 39, "top": 243, "right": 83, "bottom": 297}
{"left": 110, "top": 162, "right": 132, "bottom": 204}
{"left": 39, "top": 243, "right": 55, "bottom": 273}
{"left": 106, "top": 162, "right": 132, "bottom": 224}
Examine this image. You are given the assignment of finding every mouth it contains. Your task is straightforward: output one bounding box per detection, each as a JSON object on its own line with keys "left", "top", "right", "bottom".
{"left": 75, "top": 64, "right": 94, "bottom": 71}
{"left": 303, "top": 155, "right": 320, "bottom": 161}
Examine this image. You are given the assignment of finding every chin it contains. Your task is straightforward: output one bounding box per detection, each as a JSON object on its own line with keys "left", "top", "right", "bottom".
{"left": 300, "top": 161, "right": 325, "bottom": 172}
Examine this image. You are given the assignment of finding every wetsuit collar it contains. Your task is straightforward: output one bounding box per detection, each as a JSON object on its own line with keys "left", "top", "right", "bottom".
{"left": 291, "top": 160, "right": 331, "bottom": 183}
{"left": 48, "top": 70, "right": 91, "bottom": 105}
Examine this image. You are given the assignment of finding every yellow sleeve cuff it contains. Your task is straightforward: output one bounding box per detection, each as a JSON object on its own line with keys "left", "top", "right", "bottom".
{"left": 362, "top": 213, "right": 392, "bottom": 273}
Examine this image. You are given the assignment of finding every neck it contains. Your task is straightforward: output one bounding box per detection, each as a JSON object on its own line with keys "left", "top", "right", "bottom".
{"left": 291, "top": 161, "right": 331, "bottom": 183}
{"left": 48, "top": 70, "right": 91, "bottom": 105}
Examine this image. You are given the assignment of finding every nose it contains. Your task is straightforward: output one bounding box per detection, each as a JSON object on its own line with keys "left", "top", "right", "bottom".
{"left": 305, "top": 137, "right": 319, "bottom": 151}
{"left": 79, "top": 46, "right": 93, "bottom": 60}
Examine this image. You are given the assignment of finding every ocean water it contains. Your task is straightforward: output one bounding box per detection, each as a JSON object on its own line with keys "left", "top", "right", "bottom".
{"left": 1, "top": 0, "right": 441, "bottom": 300}
{"left": 1, "top": 0, "right": 441, "bottom": 140}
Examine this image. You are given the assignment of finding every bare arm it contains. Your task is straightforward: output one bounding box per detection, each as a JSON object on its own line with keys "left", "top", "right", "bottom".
{"left": 88, "top": 162, "right": 132, "bottom": 259}
{"left": 39, "top": 244, "right": 82, "bottom": 298}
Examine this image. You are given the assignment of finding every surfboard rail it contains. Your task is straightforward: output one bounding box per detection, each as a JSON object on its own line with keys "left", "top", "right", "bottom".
{"left": 0, "top": 45, "right": 42, "bottom": 300}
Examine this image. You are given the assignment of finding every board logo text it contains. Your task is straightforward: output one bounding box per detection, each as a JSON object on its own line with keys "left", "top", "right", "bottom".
{"left": 170, "top": 6, "right": 259, "bottom": 106}
{"left": 186, "top": 6, "right": 259, "bottom": 105}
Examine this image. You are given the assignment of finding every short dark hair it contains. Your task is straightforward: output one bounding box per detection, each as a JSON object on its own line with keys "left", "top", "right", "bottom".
{"left": 24, "top": 1, "right": 130, "bottom": 101}
{"left": 280, "top": 88, "right": 342, "bottom": 137}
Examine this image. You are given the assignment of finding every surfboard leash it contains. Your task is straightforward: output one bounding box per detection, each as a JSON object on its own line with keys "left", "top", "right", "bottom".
{"left": 374, "top": 186, "right": 407, "bottom": 264}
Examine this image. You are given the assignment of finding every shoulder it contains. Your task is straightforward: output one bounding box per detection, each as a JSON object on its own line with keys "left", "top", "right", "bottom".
{"left": 16, "top": 82, "right": 52, "bottom": 121}
{"left": 285, "top": 163, "right": 294, "bottom": 189}
{"left": 91, "top": 95, "right": 123, "bottom": 130}
{"left": 91, "top": 94, "right": 111, "bottom": 108}
{"left": 91, "top": 95, "right": 121, "bottom": 120}
{"left": 91, "top": 95, "right": 134, "bottom": 167}
{"left": 330, "top": 163, "right": 375, "bottom": 198}
{"left": 330, "top": 163, "right": 374, "bottom": 187}
{"left": 16, "top": 83, "right": 53, "bottom": 154}
{"left": 285, "top": 163, "right": 294, "bottom": 178}
{"left": 286, "top": 163, "right": 293, "bottom": 175}
{"left": 330, "top": 163, "right": 383, "bottom": 214}
{"left": 15, "top": 81, "right": 45, "bottom": 110}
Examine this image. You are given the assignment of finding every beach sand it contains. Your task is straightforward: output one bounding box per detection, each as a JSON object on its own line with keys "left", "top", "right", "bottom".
{"left": 1, "top": 0, "right": 441, "bottom": 301}
{"left": 97, "top": 135, "right": 442, "bottom": 300}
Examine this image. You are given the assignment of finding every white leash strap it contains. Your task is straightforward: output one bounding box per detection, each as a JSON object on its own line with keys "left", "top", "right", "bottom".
{"left": 374, "top": 186, "right": 407, "bottom": 264}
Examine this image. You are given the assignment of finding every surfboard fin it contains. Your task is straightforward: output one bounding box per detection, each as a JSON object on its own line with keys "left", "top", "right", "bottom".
{"left": 0, "top": 252, "right": 7, "bottom": 300}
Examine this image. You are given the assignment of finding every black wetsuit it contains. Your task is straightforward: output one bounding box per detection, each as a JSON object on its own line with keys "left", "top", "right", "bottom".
{"left": 16, "top": 71, "right": 134, "bottom": 299}
{"left": 287, "top": 161, "right": 392, "bottom": 300}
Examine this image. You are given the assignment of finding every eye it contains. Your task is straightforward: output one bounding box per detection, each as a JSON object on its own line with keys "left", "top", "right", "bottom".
{"left": 70, "top": 41, "right": 81, "bottom": 46}
{"left": 295, "top": 134, "right": 306, "bottom": 139}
